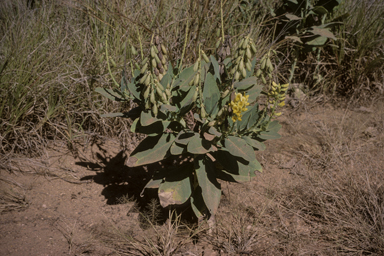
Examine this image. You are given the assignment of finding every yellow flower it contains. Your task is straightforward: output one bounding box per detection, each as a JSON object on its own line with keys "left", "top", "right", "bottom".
{"left": 229, "top": 92, "right": 250, "bottom": 122}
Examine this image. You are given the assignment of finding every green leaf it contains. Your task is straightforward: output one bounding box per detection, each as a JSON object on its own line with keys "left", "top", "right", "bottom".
{"left": 215, "top": 169, "right": 251, "bottom": 182}
{"left": 305, "top": 35, "right": 328, "bottom": 46}
{"left": 158, "top": 175, "right": 192, "bottom": 207}
{"left": 127, "top": 133, "right": 175, "bottom": 167}
{"left": 247, "top": 84, "right": 263, "bottom": 103}
{"left": 203, "top": 72, "right": 220, "bottom": 116}
{"left": 237, "top": 103, "right": 259, "bottom": 131}
{"left": 175, "top": 131, "right": 195, "bottom": 145}
{"left": 160, "top": 104, "right": 178, "bottom": 114}
{"left": 249, "top": 158, "right": 262, "bottom": 173}
{"left": 311, "top": 6, "right": 328, "bottom": 15}
{"left": 100, "top": 112, "right": 127, "bottom": 118}
{"left": 187, "top": 133, "right": 212, "bottom": 154}
{"left": 194, "top": 155, "right": 221, "bottom": 216}
{"left": 133, "top": 117, "right": 169, "bottom": 136}
{"left": 285, "top": 13, "right": 301, "bottom": 20}
{"left": 191, "top": 186, "right": 207, "bottom": 218}
{"left": 310, "top": 27, "right": 336, "bottom": 40}
{"left": 140, "top": 111, "right": 158, "bottom": 126}
{"left": 170, "top": 142, "right": 185, "bottom": 155}
{"left": 127, "top": 77, "right": 142, "bottom": 100}
{"left": 224, "top": 136, "right": 255, "bottom": 161}
{"left": 95, "top": 87, "right": 124, "bottom": 101}
{"left": 242, "top": 135, "right": 266, "bottom": 151}
{"left": 208, "top": 126, "right": 222, "bottom": 137}
{"left": 233, "top": 77, "right": 257, "bottom": 91}
{"left": 214, "top": 149, "right": 252, "bottom": 180}
{"left": 259, "top": 121, "right": 282, "bottom": 140}
{"left": 173, "top": 65, "right": 196, "bottom": 91}
{"left": 179, "top": 85, "right": 197, "bottom": 115}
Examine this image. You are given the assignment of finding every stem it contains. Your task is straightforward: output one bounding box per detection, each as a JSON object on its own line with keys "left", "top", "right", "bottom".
{"left": 220, "top": 0, "right": 225, "bottom": 42}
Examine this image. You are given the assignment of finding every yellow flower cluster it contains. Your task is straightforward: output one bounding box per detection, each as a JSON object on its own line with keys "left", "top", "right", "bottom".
{"left": 229, "top": 92, "right": 250, "bottom": 122}
{"left": 268, "top": 81, "right": 289, "bottom": 117}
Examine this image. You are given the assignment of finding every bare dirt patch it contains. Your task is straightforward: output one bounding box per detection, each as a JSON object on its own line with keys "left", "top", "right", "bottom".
{"left": 1, "top": 100, "right": 383, "bottom": 255}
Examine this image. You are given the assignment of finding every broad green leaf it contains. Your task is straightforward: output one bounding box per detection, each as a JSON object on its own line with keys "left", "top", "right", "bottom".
{"left": 208, "top": 126, "right": 222, "bottom": 137}
{"left": 173, "top": 65, "right": 196, "bottom": 91}
{"left": 158, "top": 175, "right": 192, "bottom": 207}
{"left": 133, "top": 118, "right": 169, "bottom": 136}
{"left": 215, "top": 169, "right": 251, "bottom": 182}
{"left": 224, "top": 136, "right": 255, "bottom": 162}
{"left": 305, "top": 35, "right": 328, "bottom": 46}
{"left": 179, "top": 85, "right": 197, "bottom": 115}
{"left": 210, "top": 55, "right": 221, "bottom": 83}
{"left": 170, "top": 142, "right": 185, "bottom": 155}
{"left": 249, "top": 158, "right": 262, "bottom": 173}
{"left": 233, "top": 77, "right": 257, "bottom": 91}
{"left": 130, "top": 118, "right": 139, "bottom": 133}
{"left": 127, "top": 77, "right": 142, "bottom": 100}
{"left": 127, "top": 133, "right": 175, "bottom": 167}
{"left": 311, "top": 6, "right": 328, "bottom": 15}
{"left": 175, "top": 130, "right": 195, "bottom": 145}
{"left": 160, "top": 104, "right": 178, "bottom": 114}
{"left": 203, "top": 72, "right": 220, "bottom": 116}
{"left": 140, "top": 111, "right": 159, "bottom": 126}
{"left": 247, "top": 84, "right": 263, "bottom": 103}
{"left": 194, "top": 155, "right": 221, "bottom": 216}
{"left": 191, "top": 186, "right": 207, "bottom": 218}
{"left": 215, "top": 149, "right": 252, "bottom": 179}
{"left": 95, "top": 87, "right": 124, "bottom": 101}
{"left": 242, "top": 135, "right": 266, "bottom": 151}
{"left": 187, "top": 134, "right": 212, "bottom": 154}
{"left": 259, "top": 130, "right": 281, "bottom": 140}
{"left": 310, "top": 27, "right": 336, "bottom": 40}
{"left": 285, "top": 13, "right": 301, "bottom": 20}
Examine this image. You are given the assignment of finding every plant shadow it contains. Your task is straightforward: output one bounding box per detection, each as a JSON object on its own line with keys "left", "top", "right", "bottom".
{"left": 75, "top": 141, "right": 197, "bottom": 228}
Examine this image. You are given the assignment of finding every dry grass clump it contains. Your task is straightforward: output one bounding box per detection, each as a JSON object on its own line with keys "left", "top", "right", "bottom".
{"left": 0, "top": 176, "right": 29, "bottom": 213}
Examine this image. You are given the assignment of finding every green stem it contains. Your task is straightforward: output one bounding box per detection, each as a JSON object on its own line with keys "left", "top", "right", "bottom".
{"left": 179, "top": 19, "right": 189, "bottom": 72}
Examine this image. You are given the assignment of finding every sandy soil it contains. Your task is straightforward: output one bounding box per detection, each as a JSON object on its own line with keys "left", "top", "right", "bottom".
{"left": 1, "top": 101, "right": 383, "bottom": 255}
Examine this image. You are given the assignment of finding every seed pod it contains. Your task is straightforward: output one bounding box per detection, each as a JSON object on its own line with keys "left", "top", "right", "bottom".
{"left": 260, "top": 57, "right": 266, "bottom": 70}
{"left": 279, "top": 95, "right": 286, "bottom": 101}
{"left": 161, "top": 44, "right": 167, "bottom": 55}
{"left": 156, "top": 80, "right": 164, "bottom": 91}
{"left": 193, "top": 61, "right": 199, "bottom": 72}
{"left": 151, "top": 58, "right": 157, "bottom": 68}
{"left": 141, "top": 63, "right": 148, "bottom": 74}
{"left": 261, "top": 74, "right": 266, "bottom": 84}
{"left": 154, "top": 46, "right": 159, "bottom": 54}
{"left": 109, "top": 57, "right": 116, "bottom": 67}
{"left": 242, "top": 37, "right": 249, "bottom": 49}
{"left": 135, "top": 63, "right": 140, "bottom": 70}
{"left": 144, "top": 74, "right": 151, "bottom": 86}
{"left": 150, "top": 46, "right": 156, "bottom": 58}
{"left": 189, "top": 79, "right": 194, "bottom": 86}
{"left": 155, "top": 54, "right": 161, "bottom": 65}
{"left": 192, "top": 89, "right": 198, "bottom": 102}
{"left": 161, "top": 56, "right": 167, "bottom": 66}
{"left": 208, "top": 120, "right": 216, "bottom": 127}
{"left": 239, "top": 59, "right": 244, "bottom": 72}
{"left": 193, "top": 73, "right": 200, "bottom": 86}
{"left": 150, "top": 89, "right": 156, "bottom": 104}
{"left": 152, "top": 103, "right": 158, "bottom": 116}
{"left": 235, "top": 56, "right": 241, "bottom": 65}
{"left": 131, "top": 45, "right": 138, "bottom": 55}
{"left": 221, "top": 89, "right": 230, "bottom": 98}
{"left": 162, "top": 92, "right": 167, "bottom": 102}
{"left": 139, "top": 72, "right": 148, "bottom": 84}
{"left": 141, "top": 57, "right": 148, "bottom": 66}
{"left": 166, "top": 88, "right": 171, "bottom": 97}
{"left": 156, "top": 87, "right": 163, "bottom": 98}
{"left": 234, "top": 71, "right": 240, "bottom": 80}
{"left": 216, "top": 39, "right": 221, "bottom": 49}
{"left": 246, "top": 47, "right": 252, "bottom": 59}
{"left": 145, "top": 100, "right": 151, "bottom": 110}
{"left": 256, "top": 69, "right": 262, "bottom": 77}
{"left": 216, "top": 28, "right": 221, "bottom": 37}
{"left": 268, "top": 73, "right": 272, "bottom": 79}
{"left": 246, "top": 61, "right": 252, "bottom": 72}
{"left": 202, "top": 51, "right": 210, "bottom": 63}
{"left": 241, "top": 68, "right": 247, "bottom": 78}
{"left": 158, "top": 73, "right": 163, "bottom": 81}
{"left": 201, "top": 107, "right": 207, "bottom": 119}
{"left": 250, "top": 42, "right": 257, "bottom": 54}
{"left": 143, "top": 85, "right": 150, "bottom": 99}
